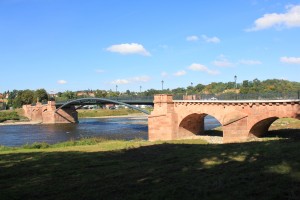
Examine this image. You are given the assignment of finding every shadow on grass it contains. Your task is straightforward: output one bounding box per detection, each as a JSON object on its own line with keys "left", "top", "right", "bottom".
{"left": 1, "top": 140, "right": 300, "bottom": 200}
{"left": 264, "top": 129, "right": 300, "bottom": 140}
{"left": 203, "top": 129, "right": 223, "bottom": 137}
{"left": 202, "top": 128, "right": 300, "bottom": 140}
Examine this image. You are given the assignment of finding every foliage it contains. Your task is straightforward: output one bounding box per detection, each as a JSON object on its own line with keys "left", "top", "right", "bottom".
{"left": 34, "top": 89, "right": 48, "bottom": 103}
{"left": 2, "top": 79, "right": 300, "bottom": 107}
{"left": 77, "top": 108, "right": 141, "bottom": 118}
{"left": 94, "top": 89, "right": 108, "bottom": 98}
{"left": 22, "top": 142, "right": 50, "bottom": 149}
{"left": 0, "top": 111, "right": 20, "bottom": 122}
{"left": 62, "top": 90, "right": 76, "bottom": 99}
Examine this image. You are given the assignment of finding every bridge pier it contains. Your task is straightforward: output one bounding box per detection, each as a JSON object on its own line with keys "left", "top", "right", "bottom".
{"left": 23, "top": 101, "right": 78, "bottom": 124}
{"left": 148, "top": 94, "right": 300, "bottom": 143}
{"left": 148, "top": 95, "right": 178, "bottom": 141}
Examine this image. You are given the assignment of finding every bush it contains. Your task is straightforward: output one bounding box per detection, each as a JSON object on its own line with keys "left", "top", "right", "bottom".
{"left": 0, "top": 111, "right": 20, "bottom": 122}
{"left": 22, "top": 142, "right": 50, "bottom": 149}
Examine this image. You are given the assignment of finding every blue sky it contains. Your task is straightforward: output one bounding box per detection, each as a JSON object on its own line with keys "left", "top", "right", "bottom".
{"left": 0, "top": 0, "right": 300, "bottom": 93}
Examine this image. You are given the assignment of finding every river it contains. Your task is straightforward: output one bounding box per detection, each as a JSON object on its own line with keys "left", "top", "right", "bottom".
{"left": 0, "top": 116, "right": 220, "bottom": 147}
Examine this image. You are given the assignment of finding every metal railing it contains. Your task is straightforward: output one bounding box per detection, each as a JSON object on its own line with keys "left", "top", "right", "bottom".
{"left": 53, "top": 91, "right": 300, "bottom": 103}
{"left": 175, "top": 91, "right": 300, "bottom": 101}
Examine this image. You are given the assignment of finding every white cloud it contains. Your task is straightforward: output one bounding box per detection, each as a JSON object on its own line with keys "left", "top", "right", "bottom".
{"left": 57, "top": 80, "right": 67, "bottom": 84}
{"left": 161, "top": 71, "right": 168, "bottom": 77}
{"left": 201, "top": 35, "right": 221, "bottom": 43}
{"left": 95, "top": 69, "right": 105, "bottom": 73}
{"left": 238, "top": 60, "right": 262, "bottom": 65}
{"left": 188, "top": 63, "right": 220, "bottom": 75}
{"left": 174, "top": 70, "right": 186, "bottom": 76}
{"left": 132, "top": 76, "right": 151, "bottom": 82}
{"left": 186, "top": 35, "right": 199, "bottom": 41}
{"left": 111, "top": 76, "right": 151, "bottom": 85}
{"left": 212, "top": 55, "right": 234, "bottom": 67}
{"left": 247, "top": 5, "right": 300, "bottom": 31}
{"left": 159, "top": 44, "right": 168, "bottom": 49}
{"left": 111, "top": 79, "right": 130, "bottom": 85}
{"left": 280, "top": 56, "right": 300, "bottom": 64}
{"left": 106, "top": 43, "right": 151, "bottom": 56}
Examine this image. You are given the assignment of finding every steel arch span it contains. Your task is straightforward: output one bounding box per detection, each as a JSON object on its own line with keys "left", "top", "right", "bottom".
{"left": 55, "top": 98, "right": 150, "bottom": 115}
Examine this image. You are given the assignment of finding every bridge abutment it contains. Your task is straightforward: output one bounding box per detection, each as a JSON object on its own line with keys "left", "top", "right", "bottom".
{"left": 23, "top": 101, "right": 78, "bottom": 124}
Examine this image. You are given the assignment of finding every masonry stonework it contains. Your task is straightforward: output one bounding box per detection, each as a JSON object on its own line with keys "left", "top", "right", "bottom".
{"left": 23, "top": 101, "right": 78, "bottom": 124}
{"left": 148, "top": 94, "right": 300, "bottom": 143}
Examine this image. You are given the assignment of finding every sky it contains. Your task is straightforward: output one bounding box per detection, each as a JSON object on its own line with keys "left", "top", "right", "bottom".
{"left": 0, "top": 0, "right": 300, "bottom": 93}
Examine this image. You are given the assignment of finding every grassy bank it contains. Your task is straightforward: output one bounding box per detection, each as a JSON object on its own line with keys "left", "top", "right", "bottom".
{"left": 0, "top": 110, "right": 20, "bottom": 122}
{"left": 77, "top": 108, "right": 145, "bottom": 118}
{"left": 1, "top": 137, "right": 300, "bottom": 199}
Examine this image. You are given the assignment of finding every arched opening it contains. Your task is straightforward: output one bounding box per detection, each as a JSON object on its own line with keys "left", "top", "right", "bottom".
{"left": 204, "top": 115, "right": 223, "bottom": 136}
{"left": 178, "top": 113, "right": 222, "bottom": 139}
{"left": 249, "top": 117, "right": 279, "bottom": 138}
{"left": 252, "top": 117, "right": 300, "bottom": 140}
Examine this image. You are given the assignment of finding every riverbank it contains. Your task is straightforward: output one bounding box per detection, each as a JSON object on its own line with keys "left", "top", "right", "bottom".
{"left": 1, "top": 138, "right": 300, "bottom": 199}
{"left": 0, "top": 109, "right": 148, "bottom": 126}
{"left": 77, "top": 108, "right": 148, "bottom": 118}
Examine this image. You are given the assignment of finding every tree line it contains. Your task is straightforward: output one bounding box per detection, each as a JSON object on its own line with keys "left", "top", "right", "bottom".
{"left": 2, "top": 79, "right": 300, "bottom": 108}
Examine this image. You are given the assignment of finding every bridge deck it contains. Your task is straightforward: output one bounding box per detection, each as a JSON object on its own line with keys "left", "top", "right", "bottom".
{"left": 174, "top": 99, "right": 300, "bottom": 103}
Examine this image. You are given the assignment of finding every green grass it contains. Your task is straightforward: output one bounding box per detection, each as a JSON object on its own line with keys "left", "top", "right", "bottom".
{"left": 1, "top": 138, "right": 300, "bottom": 200}
{"left": 0, "top": 110, "right": 20, "bottom": 122}
{"left": 77, "top": 108, "right": 143, "bottom": 118}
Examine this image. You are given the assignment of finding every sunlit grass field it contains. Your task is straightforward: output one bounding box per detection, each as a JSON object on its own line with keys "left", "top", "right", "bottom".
{"left": 1, "top": 137, "right": 300, "bottom": 199}
{"left": 0, "top": 118, "right": 299, "bottom": 199}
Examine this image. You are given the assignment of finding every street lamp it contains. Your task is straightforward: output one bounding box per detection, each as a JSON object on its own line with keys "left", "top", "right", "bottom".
{"left": 234, "top": 75, "right": 237, "bottom": 89}
{"left": 234, "top": 75, "right": 237, "bottom": 100}
{"left": 161, "top": 80, "right": 164, "bottom": 90}
{"left": 116, "top": 85, "right": 118, "bottom": 93}
{"left": 140, "top": 85, "right": 142, "bottom": 93}
{"left": 191, "top": 82, "right": 193, "bottom": 87}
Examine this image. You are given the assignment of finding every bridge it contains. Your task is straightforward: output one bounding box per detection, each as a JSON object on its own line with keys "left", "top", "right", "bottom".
{"left": 148, "top": 94, "right": 299, "bottom": 143}
{"left": 22, "top": 94, "right": 300, "bottom": 143}
{"left": 23, "top": 97, "right": 154, "bottom": 123}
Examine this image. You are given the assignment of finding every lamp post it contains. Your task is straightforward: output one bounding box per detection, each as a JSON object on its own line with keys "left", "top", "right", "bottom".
{"left": 191, "top": 82, "right": 193, "bottom": 87}
{"left": 161, "top": 80, "right": 164, "bottom": 90}
{"left": 140, "top": 85, "right": 142, "bottom": 93}
{"left": 234, "top": 75, "right": 237, "bottom": 100}
{"left": 234, "top": 75, "right": 237, "bottom": 89}
{"left": 116, "top": 85, "right": 118, "bottom": 93}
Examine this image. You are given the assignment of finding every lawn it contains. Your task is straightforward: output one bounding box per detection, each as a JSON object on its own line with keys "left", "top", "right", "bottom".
{"left": 1, "top": 138, "right": 300, "bottom": 200}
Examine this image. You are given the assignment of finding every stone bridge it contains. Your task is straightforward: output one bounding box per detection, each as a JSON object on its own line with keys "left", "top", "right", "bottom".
{"left": 148, "top": 94, "right": 300, "bottom": 143}
{"left": 23, "top": 101, "right": 78, "bottom": 123}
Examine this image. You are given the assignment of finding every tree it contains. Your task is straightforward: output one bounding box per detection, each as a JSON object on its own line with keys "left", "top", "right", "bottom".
{"left": 62, "top": 91, "right": 76, "bottom": 100}
{"left": 34, "top": 89, "right": 48, "bottom": 103}
{"left": 194, "top": 84, "right": 205, "bottom": 93}
{"left": 20, "top": 90, "right": 35, "bottom": 104}
{"left": 94, "top": 90, "right": 108, "bottom": 98}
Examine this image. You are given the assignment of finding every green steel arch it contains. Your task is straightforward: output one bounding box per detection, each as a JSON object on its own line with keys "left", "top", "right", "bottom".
{"left": 55, "top": 98, "right": 150, "bottom": 115}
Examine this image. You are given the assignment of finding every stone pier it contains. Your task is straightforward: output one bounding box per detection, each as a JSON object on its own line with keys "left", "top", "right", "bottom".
{"left": 23, "top": 101, "right": 78, "bottom": 124}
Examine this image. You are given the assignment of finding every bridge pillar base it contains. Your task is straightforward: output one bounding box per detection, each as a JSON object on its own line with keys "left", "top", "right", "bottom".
{"left": 23, "top": 101, "right": 78, "bottom": 124}
{"left": 148, "top": 94, "right": 178, "bottom": 141}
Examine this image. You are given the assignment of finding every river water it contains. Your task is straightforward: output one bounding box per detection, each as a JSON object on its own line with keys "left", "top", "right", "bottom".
{"left": 0, "top": 116, "right": 220, "bottom": 147}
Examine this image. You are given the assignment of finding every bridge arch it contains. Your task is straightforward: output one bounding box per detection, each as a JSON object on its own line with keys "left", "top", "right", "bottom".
{"left": 178, "top": 113, "right": 222, "bottom": 139}
{"left": 249, "top": 117, "right": 279, "bottom": 137}
{"left": 55, "top": 98, "right": 150, "bottom": 115}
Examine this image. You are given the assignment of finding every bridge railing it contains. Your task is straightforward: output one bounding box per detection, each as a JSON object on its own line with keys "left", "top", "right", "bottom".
{"left": 175, "top": 91, "right": 300, "bottom": 101}
{"left": 54, "top": 96, "right": 155, "bottom": 105}
{"left": 53, "top": 91, "right": 299, "bottom": 104}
